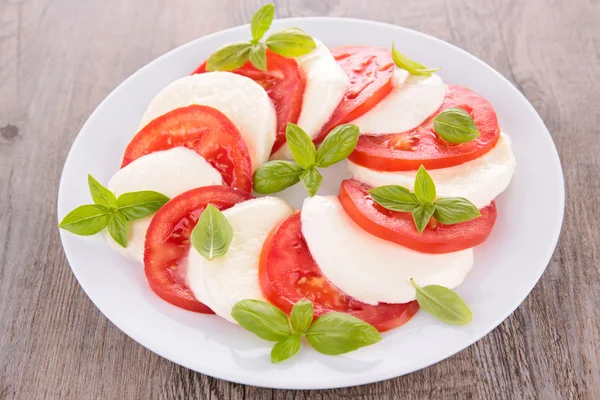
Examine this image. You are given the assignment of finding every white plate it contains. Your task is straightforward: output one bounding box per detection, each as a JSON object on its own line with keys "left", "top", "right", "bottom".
{"left": 57, "top": 17, "right": 564, "bottom": 389}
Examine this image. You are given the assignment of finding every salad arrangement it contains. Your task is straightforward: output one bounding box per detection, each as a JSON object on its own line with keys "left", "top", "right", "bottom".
{"left": 59, "top": 4, "right": 515, "bottom": 363}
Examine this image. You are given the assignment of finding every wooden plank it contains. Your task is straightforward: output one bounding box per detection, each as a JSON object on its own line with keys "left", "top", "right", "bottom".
{"left": 0, "top": 0, "right": 598, "bottom": 398}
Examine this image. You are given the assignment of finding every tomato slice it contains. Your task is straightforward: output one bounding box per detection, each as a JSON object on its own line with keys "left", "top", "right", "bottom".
{"left": 313, "top": 46, "right": 395, "bottom": 143}
{"left": 259, "top": 212, "right": 419, "bottom": 332}
{"left": 144, "top": 186, "right": 253, "bottom": 312}
{"left": 193, "top": 50, "right": 306, "bottom": 154}
{"left": 122, "top": 105, "right": 253, "bottom": 193}
{"left": 339, "top": 179, "right": 497, "bottom": 253}
{"left": 350, "top": 85, "right": 501, "bottom": 171}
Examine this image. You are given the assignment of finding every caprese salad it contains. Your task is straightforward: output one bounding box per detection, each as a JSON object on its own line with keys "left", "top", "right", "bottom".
{"left": 59, "top": 4, "right": 516, "bottom": 363}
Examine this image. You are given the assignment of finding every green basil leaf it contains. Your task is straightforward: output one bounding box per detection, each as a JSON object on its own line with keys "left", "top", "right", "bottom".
{"left": 305, "top": 312, "right": 381, "bottom": 355}
{"left": 58, "top": 205, "right": 111, "bottom": 235}
{"left": 434, "top": 197, "right": 481, "bottom": 225}
{"left": 88, "top": 175, "right": 116, "bottom": 207}
{"left": 392, "top": 42, "right": 440, "bottom": 76}
{"left": 315, "top": 124, "right": 360, "bottom": 168}
{"left": 369, "top": 185, "right": 420, "bottom": 212}
{"left": 252, "top": 161, "right": 304, "bottom": 194}
{"left": 289, "top": 299, "right": 314, "bottom": 334}
{"left": 231, "top": 299, "right": 292, "bottom": 341}
{"left": 107, "top": 211, "right": 128, "bottom": 248}
{"left": 412, "top": 203, "right": 436, "bottom": 233}
{"left": 265, "top": 27, "right": 316, "bottom": 57}
{"left": 433, "top": 107, "right": 481, "bottom": 144}
{"left": 411, "top": 280, "right": 472, "bottom": 325}
{"left": 116, "top": 191, "right": 170, "bottom": 221}
{"left": 299, "top": 168, "right": 322, "bottom": 197}
{"left": 271, "top": 334, "right": 301, "bottom": 364}
{"left": 286, "top": 123, "right": 317, "bottom": 169}
{"left": 250, "top": 3, "right": 275, "bottom": 42}
{"left": 190, "top": 204, "right": 233, "bottom": 260}
{"left": 413, "top": 165, "right": 436, "bottom": 203}
{"left": 206, "top": 42, "right": 252, "bottom": 71}
{"left": 248, "top": 42, "right": 267, "bottom": 71}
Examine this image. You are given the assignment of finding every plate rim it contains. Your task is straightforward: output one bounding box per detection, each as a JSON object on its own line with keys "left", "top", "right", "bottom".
{"left": 57, "top": 16, "right": 565, "bottom": 390}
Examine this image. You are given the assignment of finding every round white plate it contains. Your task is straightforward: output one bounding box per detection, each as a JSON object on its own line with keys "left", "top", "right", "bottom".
{"left": 57, "top": 17, "right": 564, "bottom": 389}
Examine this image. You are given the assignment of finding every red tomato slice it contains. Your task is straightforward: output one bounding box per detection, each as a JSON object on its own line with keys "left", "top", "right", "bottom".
{"left": 144, "top": 186, "right": 253, "bottom": 312}
{"left": 259, "top": 212, "right": 419, "bottom": 332}
{"left": 350, "top": 85, "right": 501, "bottom": 171}
{"left": 122, "top": 105, "right": 253, "bottom": 193}
{"left": 193, "top": 50, "right": 306, "bottom": 154}
{"left": 339, "top": 179, "right": 497, "bottom": 253}
{"left": 313, "top": 46, "right": 395, "bottom": 143}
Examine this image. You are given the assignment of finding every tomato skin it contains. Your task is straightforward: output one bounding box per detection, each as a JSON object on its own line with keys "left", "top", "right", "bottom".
{"left": 259, "top": 212, "right": 419, "bottom": 332}
{"left": 339, "top": 179, "right": 497, "bottom": 254}
{"left": 313, "top": 46, "right": 395, "bottom": 143}
{"left": 193, "top": 50, "right": 306, "bottom": 154}
{"left": 349, "top": 84, "right": 501, "bottom": 171}
{"left": 144, "top": 186, "right": 253, "bottom": 312}
{"left": 122, "top": 105, "right": 253, "bottom": 193}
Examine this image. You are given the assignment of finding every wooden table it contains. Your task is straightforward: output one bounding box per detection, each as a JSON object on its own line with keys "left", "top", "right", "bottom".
{"left": 1, "top": 0, "right": 598, "bottom": 398}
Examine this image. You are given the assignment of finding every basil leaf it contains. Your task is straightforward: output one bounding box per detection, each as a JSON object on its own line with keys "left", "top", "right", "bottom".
{"left": 265, "top": 27, "right": 316, "bottom": 57}
{"left": 248, "top": 42, "right": 267, "bottom": 71}
{"left": 290, "top": 299, "right": 314, "bottom": 334}
{"left": 391, "top": 42, "right": 440, "bottom": 76}
{"left": 231, "top": 299, "right": 292, "bottom": 341}
{"left": 369, "top": 185, "right": 420, "bottom": 212}
{"left": 253, "top": 161, "right": 304, "bottom": 194}
{"left": 411, "top": 280, "right": 472, "bottom": 325}
{"left": 299, "top": 168, "right": 322, "bottom": 197}
{"left": 433, "top": 107, "right": 481, "bottom": 144}
{"left": 305, "top": 312, "right": 381, "bottom": 355}
{"left": 88, "top": 175, "right": 116, "bottom": 207}
{"left": 315, "top": 124, "right": 360, "bottom": 168}
{"left": 107, "top": 211, "right": 128, "bottom": 248}
{"left": 286, "top": 123, "right": 316, "bottom": 169}
{"left": 116, "top": 191, "right": 169, "bottom": 221}
{"left": 250, "top": 3, "right": 275, "bottom": 42}
{"left": 413, "top": 165, "right": 436, "bottom": 203}
{"left": 271, "top": 335, "right": 301, "bottom": 364}
{"left": 190, "top": 204, "right": 233, "bottom": 260}
{"left": 58, "top": 205, "right": 111, "bottom": 235}
{"left": 434, "top": 197, "right": 481, "bottom": 225}
{"left": 412, "top": 203, "right": 436, "bottom": 233}
{"left": 206, "top": 42, "right": 252, "bottom": 71}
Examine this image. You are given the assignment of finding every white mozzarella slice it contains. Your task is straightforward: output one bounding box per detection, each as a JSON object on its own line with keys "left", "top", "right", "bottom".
{"left": 270, "top": 39, "right": 349, "bottom": 160}
{"left": 186, "top": 197, "right": 293, "bottom": 324}
{"left": 301, "top": 195, "right": 474, "bottom": 305}
{"left": 350, "top": 70, "right": 447, "bottom": 135}
{"left": 105, "top": 147, "right": 223, "bottom": 262}
{"left": 348, "top": 133, "right": 516, "bottom": 209}
{"left": 139, "top": 72, "right": 277, "bottom": 171}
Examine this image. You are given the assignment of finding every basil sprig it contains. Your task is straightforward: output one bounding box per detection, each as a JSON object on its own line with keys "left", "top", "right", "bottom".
{"left": 433, "top": 107, "right": 480, "bottom": 144}
{"left": 190, "top": 204, "right": 233, "bottom": 261}
{"left": 59, "top": 175, "right": 169, "bottom": 247}
{"left": 391, "top": 42, "right": 440, "bottom": 76}
{"left": 232, "top": 299, "right": 381, "bottom": 363}
{"left": 411, "top": 279, "right": 472, "bottom": 325}
{"left": 369, "top": 165, "right": 481, "bottom": 233}
{"left": 206, "top": 4, "right": 316, "bottom": 72}
{"left": 253, "top": 123, "right": 359, "bottom": 196}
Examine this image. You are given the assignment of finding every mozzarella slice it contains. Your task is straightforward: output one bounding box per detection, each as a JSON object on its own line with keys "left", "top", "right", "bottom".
{"left": 139, "top": 72, "right": 277, "bottom": 171}
{"left": 350, "top": 70, "right": 447, "bottom": 135}
{"left": 301, "top": 195, "right": 474, "bottom": 305}
{"left": 271, "top": 39, "right": 349, "bottom": 160}
{"left": 348, "top": 133, "right": 516, "bottom": 209}
{"left": 186, "top": 197, "right": 293, "bottom": 324}
{"left": 105, "top": 147, "right": 223, "bottom": 262}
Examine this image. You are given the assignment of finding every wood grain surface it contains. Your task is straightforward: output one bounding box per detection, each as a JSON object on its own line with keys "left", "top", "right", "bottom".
{"left": 0, "top": 0, "right": 598, "bottom": 398}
